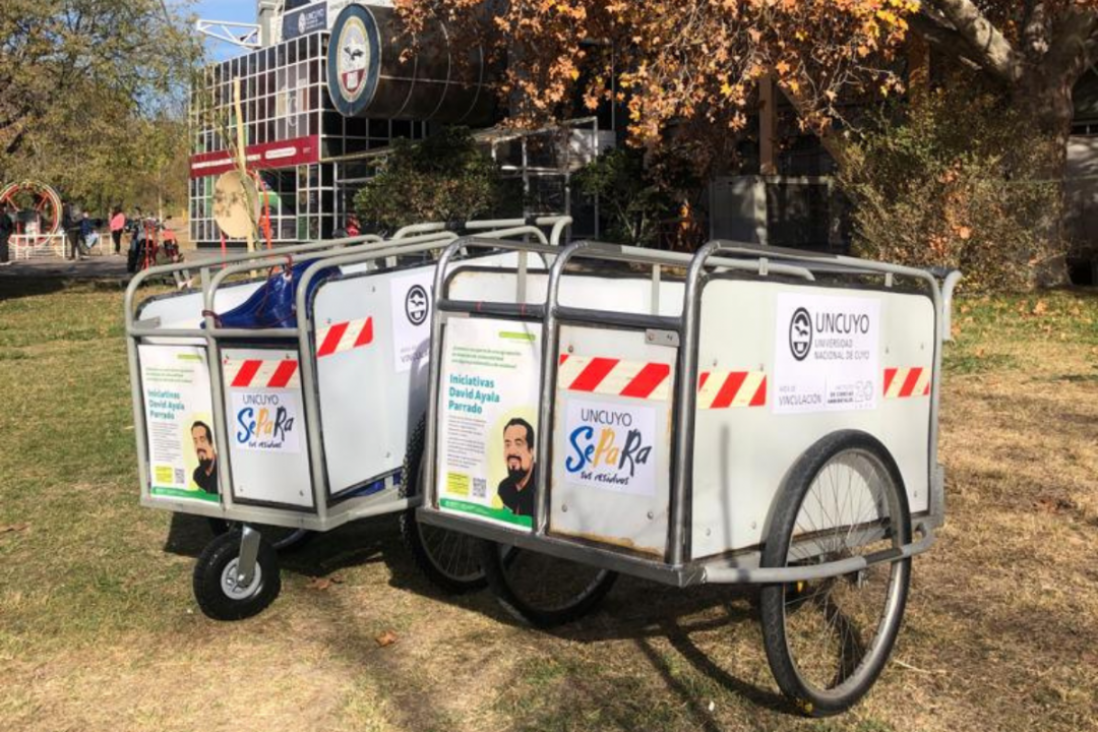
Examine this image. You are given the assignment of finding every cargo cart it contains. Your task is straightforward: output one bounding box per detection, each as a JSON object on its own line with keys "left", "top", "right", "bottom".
{"left": 415, "top": 237, "right": 961, "bottom": 715}
{"left": 124, "top": 218, "right": 570, "bottom": 620}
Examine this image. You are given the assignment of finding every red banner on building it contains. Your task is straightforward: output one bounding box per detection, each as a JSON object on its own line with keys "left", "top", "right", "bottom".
{"left": 189, "top": 136, "right": 320, "bottom": 179}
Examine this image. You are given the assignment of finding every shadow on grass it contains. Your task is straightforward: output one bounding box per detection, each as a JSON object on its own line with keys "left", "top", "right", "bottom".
{"left": 163, "top": 512, "right": 791, "bottom": 721}
{"left": 0, "top": 275, "right": 69, "bottom": 301}
{"left": 0, "top": 274, "right": 127, "bottom": 302}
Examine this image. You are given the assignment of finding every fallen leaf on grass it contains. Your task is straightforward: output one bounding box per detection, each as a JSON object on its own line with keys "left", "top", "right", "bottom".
{"left": 1035, "top": 497, "right": 1075, "bottom": 515}
{"left": 1032, "top": 300, "right": 1048, "bottom": 316}
{"left": 375, "top": 630, "right": 398, "bottom": 648}
{"left": 305, "top": 575, "right": 344, "bottom": 591}
{"left": 0, "top": 523, "right": 28, "bottom": 534}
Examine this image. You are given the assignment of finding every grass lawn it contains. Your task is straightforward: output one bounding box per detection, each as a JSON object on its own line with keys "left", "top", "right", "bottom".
{"left": 0, "top": 276, "right": 1095, "bottom": 732}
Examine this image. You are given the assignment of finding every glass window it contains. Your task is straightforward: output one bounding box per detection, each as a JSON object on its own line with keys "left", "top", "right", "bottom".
{"left": 369, "top": 119, "right": 389, "bottom": 138}
{"left": 288, "top": 39, "right": 297, "bottom": 65}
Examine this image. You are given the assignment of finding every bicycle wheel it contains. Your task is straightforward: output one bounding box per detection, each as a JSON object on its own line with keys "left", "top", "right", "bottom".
{"left": 398, "top": 417, "right": 486, "bottom": 593}
{"left": 759, "top": 431, "right": 911, "bottom": 716}
{"left": 481, "top": 540, "right": 617, "bottom": 628}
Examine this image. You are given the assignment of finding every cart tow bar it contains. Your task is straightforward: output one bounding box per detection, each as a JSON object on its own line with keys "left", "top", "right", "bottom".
{"left": 236, "top": 526, "right": 261, "bottom": 588}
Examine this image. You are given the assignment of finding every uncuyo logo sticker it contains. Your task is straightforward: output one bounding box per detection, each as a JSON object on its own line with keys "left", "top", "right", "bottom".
{"left": 564, "top": 400, "right": 656, "bottom": 496}
{"left": 234, "top": 392, "right": 299, "bottom": 451}
{"left": 405, "top": 284, "right": 429, "bottom": 326}
{"left": 789, "top": 307, "right": 812, "bottom": 361}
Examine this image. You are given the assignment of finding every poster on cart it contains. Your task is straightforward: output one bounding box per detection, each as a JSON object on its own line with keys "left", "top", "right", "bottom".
{"left": 437, "top": 318, "right": 542, "bottom": 531}
{"left": 773, "top": 293, "right": 881, "bottom": 415}
{"left": 138, "top": 345, "right": 219, "bottom": 502}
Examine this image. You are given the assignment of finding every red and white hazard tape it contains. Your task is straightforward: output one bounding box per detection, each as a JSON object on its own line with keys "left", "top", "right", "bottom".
{"left": 558, "top": 355, "right": 672, "bottom": 401}
{"left": 224, "top": 358, "right": 300, "bottom": 389}
{"left": 883, "top": 367, "right": 930, "bottom": 398}
{"left": 697, "top": 371, "right": 767, "bottom": 409}
{"left": 557, "top": 355, "right": 767, "bottom": 408}
{"left": 316, "top": 317, "right": 374, "bottom": 358}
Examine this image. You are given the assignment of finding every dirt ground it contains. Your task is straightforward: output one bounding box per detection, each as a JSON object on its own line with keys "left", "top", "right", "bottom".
{"left": 0, "top": 280, "right": 1095, "bottom": 732}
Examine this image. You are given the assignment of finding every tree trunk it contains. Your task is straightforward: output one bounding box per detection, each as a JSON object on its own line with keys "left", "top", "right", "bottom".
{"left": 1014, "top": 65, "right": 1084, "bottom": 287}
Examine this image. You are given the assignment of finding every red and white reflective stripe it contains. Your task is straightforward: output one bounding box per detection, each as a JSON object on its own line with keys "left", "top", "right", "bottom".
{"left": 223, "top": 358, "right": 300, "bottom": 389}
{"left": 883, "top": 367, "right": 931, "bottom": 398}
{"left": 697, "top": 371, "right": 767, "bottom": 409}
{"left": 316, "top": 317, "right": 374, "bottom": 358}
{"left": 557, "top": 355, "right": 672, "bottom": 401}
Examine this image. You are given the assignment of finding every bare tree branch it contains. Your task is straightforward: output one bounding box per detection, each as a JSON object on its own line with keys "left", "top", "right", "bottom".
{"left": 922, "top": 0, "right": 1022, "bottom": 82}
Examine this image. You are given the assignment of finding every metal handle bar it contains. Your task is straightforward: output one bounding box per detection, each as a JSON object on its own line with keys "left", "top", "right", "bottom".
{"left": 202, "top": 231, "right": 458, "bottom": 329}
{"left": 940, "top": 270, "right": 963, "bottom": 342}
{"left": 124, "top": 233, "right": 384, "bottom": 328}
{"left": 392, "top": 222, "right": 448, "bottom": 239}
{"left": 464, "top": 216, "right": 571, "bottom": 247}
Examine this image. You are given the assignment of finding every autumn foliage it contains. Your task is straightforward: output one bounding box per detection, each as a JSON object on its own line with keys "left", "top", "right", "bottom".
{"left": 396, "top": 0, "right": 918, "bottom": 152}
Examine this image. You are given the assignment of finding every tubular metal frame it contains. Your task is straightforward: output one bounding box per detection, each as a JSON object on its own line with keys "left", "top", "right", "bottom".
{"left": 418, "top": 237, "right": 961, "bottom": 587}
{"left": 125, "top": 218, "right": 572, "bottom": 533}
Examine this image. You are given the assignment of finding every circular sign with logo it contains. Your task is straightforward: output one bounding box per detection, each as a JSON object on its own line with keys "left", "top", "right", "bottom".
{"left": 327, "top": 4, "right": 381, "bottom": 117}
{"left": 405, "top": 285, "right": 429, "bottom": 326}
{"left": 789, "top": 307, "right": 812, "bottom": 361}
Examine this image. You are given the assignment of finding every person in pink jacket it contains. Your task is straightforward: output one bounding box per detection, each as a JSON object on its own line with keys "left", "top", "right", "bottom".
{"left": 109, "top": 207, "right": 126, "bottom": 255}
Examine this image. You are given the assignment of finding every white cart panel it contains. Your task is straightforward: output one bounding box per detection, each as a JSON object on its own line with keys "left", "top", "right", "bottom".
{"left": 221, "top": 346, "right": 314, "bottom": 509}
{"left": 550, "top": 325, "right": 676, "bottom": 556}
{"left": 689, "top": 279, "right": 935, "bottom": 559}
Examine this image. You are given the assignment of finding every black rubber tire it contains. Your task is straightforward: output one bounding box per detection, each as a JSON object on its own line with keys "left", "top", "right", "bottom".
{"left": 759, "top": 431, "right": 912, "bottom": 717}
{"left": 480, "top": 539, "right": 618, "bottom": 628}
{"left": 207, "top": 518, "right": 313, "bottom": 553}
{"left": 398, "top": 416, "right": 487, "bottom": 594}
{"left": 193, "top": 530, "right": 281, "bottom": 621}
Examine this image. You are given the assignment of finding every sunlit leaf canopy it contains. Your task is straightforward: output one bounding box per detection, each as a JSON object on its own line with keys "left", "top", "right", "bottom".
{"left": 396, "top": 1, "right": 1098, "bottom": 155}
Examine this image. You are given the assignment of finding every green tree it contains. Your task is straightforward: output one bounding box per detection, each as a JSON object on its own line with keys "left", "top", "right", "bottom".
{"left": 573, "top": 147, "right": 702, "bottom": 249}
{"left": 0, "top": 0, "right": 199, "bottom": 212}
{"left": 353, "top": 127, "right": 514, "bottom": 230}
{"left": 839, "top": 81, "right": 1061, "bottom": 292}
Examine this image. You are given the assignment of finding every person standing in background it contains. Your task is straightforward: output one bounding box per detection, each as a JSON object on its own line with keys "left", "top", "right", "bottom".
{"left": 80, "top": 212, "right": 100, "bottom": 252}
{"left": 109, "top": 206, "right": 126, "bottom": 255}
{"left": 0, "top": 204, "right": 13, "bottom": 266}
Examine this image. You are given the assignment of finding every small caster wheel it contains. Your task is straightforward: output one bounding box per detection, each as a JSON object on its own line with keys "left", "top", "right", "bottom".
{"left": 193, "top": 529, "right": 280, "bottom": 621}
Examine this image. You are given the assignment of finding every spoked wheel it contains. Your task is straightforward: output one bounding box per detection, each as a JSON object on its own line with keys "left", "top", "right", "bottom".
{"left": 208, "top": 518, "right": 313, "bottom": 553}
{"left": 759, "top": 431, "right": 912, "bottom": 717}
{"left": 193, "top": 530, "right": 281, "bottom": 621}
{"left": 398, "top": 417, "right": 486, "bottom": 593}
{"left": 481, "top": 540, "right": 617, "bottom": 628}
